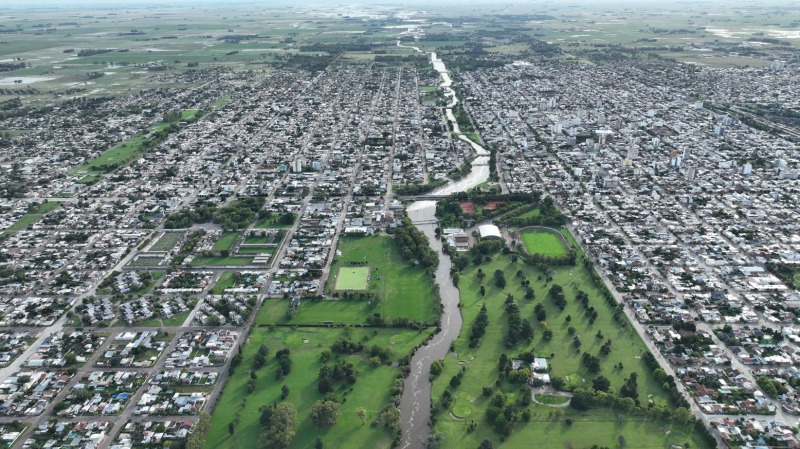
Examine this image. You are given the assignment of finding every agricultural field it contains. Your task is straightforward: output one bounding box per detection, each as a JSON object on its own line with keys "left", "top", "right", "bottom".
{"left": 334, "top": 267, "right": 370, "bottom": 291}
{"left": 205, "top": 327, "right": 434, "bottom": 449}
{"left": 519, "top": 229, "right": 568, "bottom": 258}
{"left": 326, "top": 235, "right": 438, "bottom": 323}
{"left": 429, "top": 236, "right": 709, "bottom": 449}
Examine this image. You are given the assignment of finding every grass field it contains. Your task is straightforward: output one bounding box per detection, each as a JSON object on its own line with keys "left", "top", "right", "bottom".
{"left": 520, "top": 229, "right": 568, "bottom": 258}
{"left": 211, "top": 271, "right": 237, "bottom": 295}
{"left": 257, "top": 299, "right": 372, "bottom": 326}
{"left": 189, "top": 256, "right": 253, "bottom": 267}
{"left": 5, "top": 201, "right": 62, "bottom": 231}
{"left": 206, "top": 327, "right": 434, "bottom": 449}
{"left": 335, "top": 266, "right": 370, "bottom": 290}
{"left": 326, "top": 235, "right": 438, "bottom": 323}
{"left": 429, "top": 239, "right": 709, "bottom": 449}
{"left": 212, "top": 232, "right": 240, "bottom": 251}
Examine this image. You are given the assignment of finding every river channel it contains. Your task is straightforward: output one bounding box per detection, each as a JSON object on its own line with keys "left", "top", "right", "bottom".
{"left": 397, "top": 45, "right": 491, "bottom": 449}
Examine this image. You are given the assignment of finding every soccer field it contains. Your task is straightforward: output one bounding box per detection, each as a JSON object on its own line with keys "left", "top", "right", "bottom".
{"left": 335, "top": 266, "right": 370, "bottom": 290}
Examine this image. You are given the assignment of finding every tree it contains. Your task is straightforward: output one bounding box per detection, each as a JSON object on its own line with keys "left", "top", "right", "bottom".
{"left": 258, "top": 403, "right": 297, "bottom": 449}
{"left": 673, "top": 407, "right": 693, "bottom": 425}
{"left": 592, "top": 375, "right": 611, "bottom": 392}
{"left": 315, "top": 438, "right": 324, "bottom": 449}
{"left": 281, "top": 384, "right": 290, "bottom": 399}
{"left": 620, "top": 373, "right": 639, "bottom": 400}
{"left": 228, "top": 422, "right": 235, "bottom": 435}
{"left": 430, "top": 360, "right": 444, "bottom": 378}
{"left": 618, "top": 435, "right": 626, "bottom": 448}
{"left": 479, "top": 438, "right": 494, "bottom": 449}
{"left": 355, "top": 407, "right": 367, "bottom": 424}
{"left": 310, "top": 400, "right": 341, "bottom": 428}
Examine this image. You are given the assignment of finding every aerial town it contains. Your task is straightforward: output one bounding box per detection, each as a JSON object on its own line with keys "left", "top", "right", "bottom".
{"left": 0, "top": 1, "right": 798, "bottom": 448}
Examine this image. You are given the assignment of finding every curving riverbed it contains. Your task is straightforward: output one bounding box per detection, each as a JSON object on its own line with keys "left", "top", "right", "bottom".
{"left": 397, "top": 46, "right": 491, "bottom": 449}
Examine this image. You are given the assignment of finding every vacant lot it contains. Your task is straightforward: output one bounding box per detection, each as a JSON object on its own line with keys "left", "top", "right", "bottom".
{"left": 520, "top": 228, "right": 568, "bottom": 257}
{"left": 335, "top": 266, "right": 370, "bottom": 290}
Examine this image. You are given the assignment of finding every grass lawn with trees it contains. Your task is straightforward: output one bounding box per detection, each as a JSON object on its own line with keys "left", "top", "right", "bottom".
{"left": 326, "top": 235, "right": 438, "bottom": 324}
{"left": 519, "top": 229, "right": 568, "bottom": 258}
{"left": 205, "top": 326, "right": 434, "bottom": 449}
{"left": 428, "top": 236, "right": 710, "bottom": 449}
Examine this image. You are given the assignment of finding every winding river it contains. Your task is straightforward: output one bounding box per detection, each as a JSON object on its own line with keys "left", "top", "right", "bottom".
{"left": 397, "top": 43, "right": 491, "bottom": 449}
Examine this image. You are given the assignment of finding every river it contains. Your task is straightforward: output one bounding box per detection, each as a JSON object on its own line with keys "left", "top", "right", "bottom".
{"left": 397, "top": 44, "right": 491, "bottom": 449}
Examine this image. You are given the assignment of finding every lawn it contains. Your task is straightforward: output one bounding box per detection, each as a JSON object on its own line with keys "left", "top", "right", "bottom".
{"left": 211, "top": 271, "right": 237, "bottom": 295}
{"left": 520, "top": 229, "right": 568, "bottom": 258}
{"left": 212, "top": 232, "right": 240, "bottom": 251}
{"left": 205, "top": 327, "right": 434, "bottom": 449}
{"left": 5, "top": 201, "right": 62, "bottom": 231}
{"left": 534, "top": 394, "right": 570, "bottom": 405}
{"left": 189, "top": 256, "right": 253, "bottom": 267}
{"left": 326, "top": 235, "right": 438, "bottom": 323}
{"left": 257, "top": 299, "right": 374, "bottom": 326}
{"left": 334, "top": 266, "right": 370, "bottom": 290}
{"left": 72, "top": 134, "right": 146, "bottom": 174}
{"left": 77, "top": 174, "right": 103, "bottom": 184}
{"left": 429, "top": 244, "right": 709, "bottom": 449}
{"left": 139, "top": 310, "right": 191, "bottom": 327}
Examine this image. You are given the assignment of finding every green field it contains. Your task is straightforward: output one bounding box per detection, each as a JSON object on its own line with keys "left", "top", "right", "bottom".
{"left": 326, "top": 235, "right": 438, "bottom": 323}
{"left": 213, "top": 232, "right": 240, "bottom": 251}
{"left": 335, "top": 266, "right": 370, "bottom": 290}
{"left": 206, "top": 327, "right": 434, "bottom": 449}
{"left": 71, "top": 133, "right": 148, "bottom": 174}
{"left": 520, "top": 229, "right": 568, "bottom": 258}
{"left": 189, "top": 256, "right": 253, "bottom": 267}
{"left": 5, "top": 201, "right": 62, "bottom": 231}
{"left": 429, "top": 241, "right": 709, "bottom": 449}
{"left": 257, "top": 299, "right": 372, "bottom": 326}
{"left": 211, "top": 271, "right": 237, "bottom": 295}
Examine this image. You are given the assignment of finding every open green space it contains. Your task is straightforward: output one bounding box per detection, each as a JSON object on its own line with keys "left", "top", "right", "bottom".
{"left": 139, "top": 310, "right": 191, "bottom": 327}
{"left": 212, "top": 231, "right": 240, "bottom": 251}
{"left": 206, "top": 326, "right": 434, "bottom": 449}
{"left": 5, "top": 201, "right": 62, "bottom": 231}
{"left": 534, "top": 394, "right": 570, "bottom": 405}
{"left": 326, "top": 235, "right": 438, "bottom": 323}
{"left": 334, "top": 266, "right": 370, "bottom": 291}
{"left": 77, "top": 174, "right": 104, "bottom": 184}
{"left": 257, "top": 299, "right": 371, "bottom": 326}
{"left": 520, "top": 229, "right": 568, "bottom": 258}
{"left": 236, "top": 246, "right": 275, "bottom": 255}
{"left": 211, "top": 271, "right": 237, "bottom": 295}
{"left": 255, "top": 214, "right": 297, "bottom": 229}
{"left": 189, "top": 256, "right": 254, "bottom": 267}
{"left": 429, "top": 238, "right": 709, "bottom": 449}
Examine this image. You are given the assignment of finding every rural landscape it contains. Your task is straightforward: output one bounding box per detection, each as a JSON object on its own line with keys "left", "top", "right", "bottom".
{"left": 0, "top": 0, "right": 799, "bottom": 448}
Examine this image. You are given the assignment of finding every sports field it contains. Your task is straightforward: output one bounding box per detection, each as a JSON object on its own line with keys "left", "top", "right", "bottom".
{"left": 520, "top": 228, "right": 568, "bottom": 257}
{"left": 335, "top": 266, "right": 370, "bottom": 290}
